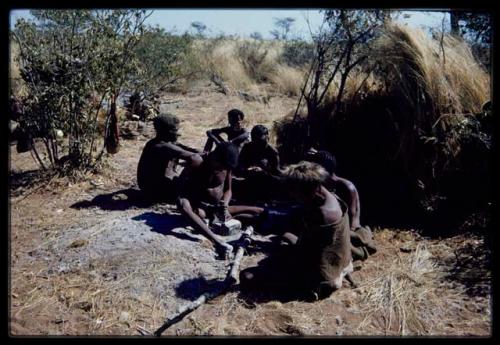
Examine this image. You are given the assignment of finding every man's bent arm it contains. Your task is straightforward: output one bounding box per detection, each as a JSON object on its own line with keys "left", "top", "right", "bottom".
{"left": 165, "top": 142, "right": 200, "bottom": 161}
{"left": 335, "top": 176, "right": 361, "bottom": 229}
{"left": 176, "top": 143, "right": 201, "bottom": 154}
{"left": 206, "top": 128, "right": 227, "bottom": 145}
{"left": 229, "top": 130, "right": 250, "bottom": 146}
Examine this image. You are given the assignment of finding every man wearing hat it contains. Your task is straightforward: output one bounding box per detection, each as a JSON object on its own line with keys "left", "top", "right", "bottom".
{"left": 137, "top": 113, "right": 199, "bottom": 202}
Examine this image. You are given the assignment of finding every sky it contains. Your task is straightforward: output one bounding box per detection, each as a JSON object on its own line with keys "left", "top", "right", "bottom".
{"left": 9, "top": 9, "right": 448, "bottom": 39}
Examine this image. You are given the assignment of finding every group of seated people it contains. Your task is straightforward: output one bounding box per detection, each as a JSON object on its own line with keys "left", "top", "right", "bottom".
{"left": 136, "top": 109, "right": 377, "bottom": 300}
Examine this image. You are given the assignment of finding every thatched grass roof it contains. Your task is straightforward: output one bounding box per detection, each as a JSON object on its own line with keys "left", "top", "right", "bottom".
{"left": 275, "top": 24, "right": 492, "bottom": 229}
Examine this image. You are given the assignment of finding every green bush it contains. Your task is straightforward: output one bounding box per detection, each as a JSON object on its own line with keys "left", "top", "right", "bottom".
{"left": 12, "top": 10, "right": 150, "bottom": 172}
{"left": 236, "top": 40, "right": 275, "bottom": 83}
{"left": 12, "top": 10, "right": 195, "bottom": 175}
{"left": 133, "top": 28, "right": 197, "bottom": 99}
{"left": 281, "top": 39, "right": 315, "bottom": 67}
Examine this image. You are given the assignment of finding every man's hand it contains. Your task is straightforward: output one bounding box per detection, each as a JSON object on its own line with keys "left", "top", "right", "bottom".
{"left": 216, "top": 242, "right": 234, "bottom": 260}
{"left": 306, "top": 147, "right": 318, "bottom": 155}
{"left": 247, "top": 166, "right": 263, "bottom": 172}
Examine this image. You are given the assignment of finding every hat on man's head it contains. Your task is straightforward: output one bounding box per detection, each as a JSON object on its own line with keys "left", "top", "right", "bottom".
{"left": 251, "top": 125, "right": 269, "bottom": 141}
{"left": 153, "top": 113, "right": 180, "bottom": 134}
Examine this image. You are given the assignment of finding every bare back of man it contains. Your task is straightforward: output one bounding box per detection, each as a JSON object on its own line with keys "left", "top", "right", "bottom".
{"left": 137, "top": 113, "right": 199, "bottom": 202}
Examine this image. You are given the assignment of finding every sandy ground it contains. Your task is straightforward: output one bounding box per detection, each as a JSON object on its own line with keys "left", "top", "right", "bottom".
{"left": 9, "top": 84, "right": 492, "bottom": 336}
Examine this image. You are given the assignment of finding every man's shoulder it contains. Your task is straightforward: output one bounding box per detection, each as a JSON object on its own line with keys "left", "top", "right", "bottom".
{"left": 148, "top": 140, "right": 184, "bottom": 155}
{"left": 212, "top": 126, "right": 231, "bottom": 132}
{"left": 153, "top": 140, "right": 177, "bottom": 150}
{"left": 189, "top": 153, "right": 204, "bottom": 167}
{"left": 235, "top": 127, "right": 249, "bottom": 134}
{"left": 240, "top": 141, "right": 254, "bottom": 151}
{"left": 334, "top": 176, "right": 357, "bottom": 192}
{"left": 143, "top": 138, "right": 159, "bottom": 149}
{"left": 265, "top": 144, "right": 279, "bottom": 155}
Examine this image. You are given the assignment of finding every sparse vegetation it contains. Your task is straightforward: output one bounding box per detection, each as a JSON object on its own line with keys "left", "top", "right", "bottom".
{"left": 270, "top": 17, "right": 296, "bottom": 41}
{"left": 12, "top": 10, "right": 153, "bottom": 173}
{"left": 281, "top": 39, "right": 315, "bottom": 67}
{"left": 236, "top": 40, "right": 276, "bottom": 83}
{"left": 9, "top": 9, "right": 492, "bottom": 337}
{"left": 132, "top": 26, "right": 197, "bottom": 102}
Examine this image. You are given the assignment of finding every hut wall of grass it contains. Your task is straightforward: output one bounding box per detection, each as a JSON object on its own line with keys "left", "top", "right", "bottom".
{"left": 276, "top": 25, "right": 492, "bottom": 232}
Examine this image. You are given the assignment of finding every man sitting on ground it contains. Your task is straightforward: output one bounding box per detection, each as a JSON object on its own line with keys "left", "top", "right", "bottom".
{"left": 240, "top": 161, "right": 355, "bottom": 301}
{"left": 177, "top": 142, "right": 264, "bottom": 259}
{"left": 136, "top": 113, "right": 199, "bottom": 202}
{"left": 304, "top": 149, "right": 377, "bottom": 260}
{"left": 203, "top": 108, "right": 249, "bottom": 153}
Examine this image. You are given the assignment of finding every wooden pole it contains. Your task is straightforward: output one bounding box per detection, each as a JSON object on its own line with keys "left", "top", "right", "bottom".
{"left": 154, "top": 226, "right": 254, "bottom": 336}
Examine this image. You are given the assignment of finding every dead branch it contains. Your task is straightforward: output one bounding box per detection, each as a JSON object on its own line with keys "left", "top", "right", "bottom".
{"left": 210, "top": 73, "right": 231, "bottom": 95}
{"left": 227, "top": 226, "right": 254, "bottom": 284}
{"left": 154, "top": 226, "right": 254, "bottom": 336}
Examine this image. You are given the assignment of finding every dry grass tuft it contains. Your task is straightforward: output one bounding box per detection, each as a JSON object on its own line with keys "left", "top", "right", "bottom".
{"left": 356, "top": 243, "right": 445, "bottom": 335}
{"left": 350, "top": 228, "right": 491, "bottom": 336}
{"left": 373, "top": 24, "right": 489, "bottom": 117}
{"left": 196, "top": 38, "right": 306, "bottom": 95}
{"left": 269, "top": 65, "right": 306, "bottom": 97}
{"left": 11, "top": 248, "right": 176, "bottom": 335}
{"left": 321, "top": 24, "right": 490, "bottom": 119}
{"left": 198, "top": 39, "right": 253, "bottom": 90}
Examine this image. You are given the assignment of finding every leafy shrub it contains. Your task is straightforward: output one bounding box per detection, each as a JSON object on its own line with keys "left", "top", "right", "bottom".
{"left": 12, "top": 10, "right": 195, "bottom": 175}
{"left": 281, "top": 39, "right": 315, "bottom": 67}
{"left": 236, "top": 40, "right": 276, "bottom": 83}
{"left": 132, "top": 28, "right": 197, "bottom": 99}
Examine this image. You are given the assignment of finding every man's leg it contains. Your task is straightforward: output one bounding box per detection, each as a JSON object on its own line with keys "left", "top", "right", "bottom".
{"left": 177, "top": 197, "right": 233, "bottom": 258}
{"left": 227, "top": 205, "right": 264, "bottom": 221}
{"left": 353, "top": 226, "right": 377, "bottom": 254}
{"left": 281, "top": 232, "right": 298, "bottom": 245}
{"left": 203, "top": 137, "right": 214, "bottom": 153}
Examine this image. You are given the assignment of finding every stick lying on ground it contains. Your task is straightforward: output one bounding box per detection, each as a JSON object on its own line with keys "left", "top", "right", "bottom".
{"left": 154, "top": 226, "right": 254, "bottom": 337}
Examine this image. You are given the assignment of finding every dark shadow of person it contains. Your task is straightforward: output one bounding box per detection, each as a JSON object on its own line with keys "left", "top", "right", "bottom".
{"left": 132, "top": 211, "right": 203, "bottom": 243}
{"left": 442, "top": 240, "right": 492, "bottom": 298}
{"left": 10, "top": 169, "right": 55, "bottom": 198}
{"left": 70, "top": 187, "right": 176, "bottom": 211}
{"left": 174, "top": 276, "right": 228, "bottom": 301}
{"left": 173, "top": 270, "right": 306, "bottom": 308}
{"left": 235, "top": 253, "right": 310, "bottom": 305}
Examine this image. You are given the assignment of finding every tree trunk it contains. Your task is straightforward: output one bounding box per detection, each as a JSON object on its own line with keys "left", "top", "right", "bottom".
{"left": 450, "top": 11, "right": 461, "bottom": 37}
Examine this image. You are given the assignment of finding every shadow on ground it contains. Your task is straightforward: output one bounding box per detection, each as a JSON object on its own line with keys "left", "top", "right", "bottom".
{"left": 10, "top": 169, "right": 56, "bottom": 198}
{"left": 443, "top": 239, "right": 492, "bottom": 298}
{"left": 70, "top": 188, "right": 176, "bottom": 211}
{"left": 174, "top": 277, "right": 306, "bottom": 308}
{"left": 132, "top": 211, "right": 203, "bottom": 243}
{"left": 175, "top": 276, "right": 228, "bottom": 301}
